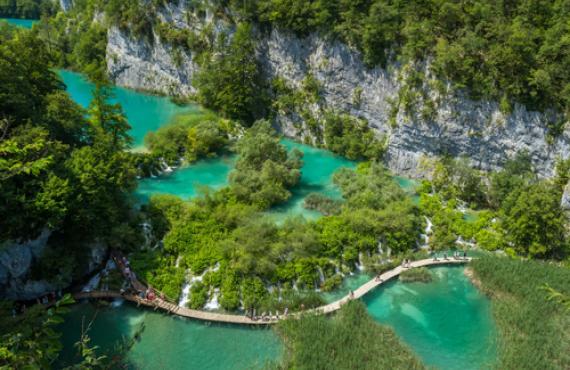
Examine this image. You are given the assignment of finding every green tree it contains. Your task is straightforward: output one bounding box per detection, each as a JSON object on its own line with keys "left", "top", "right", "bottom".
{"left": 503, "top": 181, "right": 567, "bottom": 258}
{"left": 88, "top": 84, "right": 132, "bottom": 150}
{"left": 195, "top": 23, "right": 266, "bottom": 123}
{"left": 229, "top": 120, "right": 302, "bottom": 208}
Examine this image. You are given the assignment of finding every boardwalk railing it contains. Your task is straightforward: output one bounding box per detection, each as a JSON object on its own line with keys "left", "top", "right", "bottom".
{"left": 75, "top": 258, "right": 471, "bottom": 325}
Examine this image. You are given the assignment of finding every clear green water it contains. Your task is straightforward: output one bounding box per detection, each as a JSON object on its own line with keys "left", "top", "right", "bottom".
{"left": 60, "top": 266, "right": 495, "bottom": 369}
{"left": 1, "top": 18, "right": 36, "bottom": 28}
{"left": 59, "top": 70, "right": 196, "bottom": 148}
{"left": 136, "top": 156, "right": 236, "bottom": 202}
{"left": 58, "top": 303, "right": 282, "bottom": 370}
{"left": 266, "top": 140, "right": 356, "bottom": 221}
{"left": 136, "top": 139, "right": 357, "bottom": 219}
{"left": 364, "top": 266, "right": 496, "bottom": 370}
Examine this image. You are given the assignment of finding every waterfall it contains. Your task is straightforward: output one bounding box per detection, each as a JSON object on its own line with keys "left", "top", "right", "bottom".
{"left": 82, "top": 258, "right": 117, "bottom": 292}
{"left": 159, "top": 158, "right": 174, "bottom": 173}
{"left": 178, "top": 281, "right": 191, "bottom": 307}
{"left": 425, "top": 216, "right": 433, "bottom": 234}
{"left": 377, "top": 241, "right": 383, "bottom": 255}
{"left": 317, "top": 267, "right": 325, "bottom": 285}
{"left": 421, "top": 216, "right": 433, "bottom": 248}
{"left": 177, "top": 266, "right": 217, "bottom": 307}
{"left": 82, "top": 273, "right": 101, "bottom": 292}
{"left": 204, "top": 289, "right": 220, "bottom": 310}
{"left": 141, "top": 222, "right": 152, "bottom": 248}
{"left": 175, "top": 255, "right": 182, "bottom": 268}
{"left": 355, "top": 252, "right": 365, "bottom": 271}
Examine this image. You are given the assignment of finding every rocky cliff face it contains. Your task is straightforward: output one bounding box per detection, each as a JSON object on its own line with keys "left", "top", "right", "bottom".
{"left": 105, "top": 4, "right": 570, "bottom": 178}
{"left": 58, "top": 0, "right": 73, "bottom": 12}
{"left": 0, "top": 230, "right": 108, "bottom": 300}
{"left": 0, "top": 230, "right": 56, "bottom": 300}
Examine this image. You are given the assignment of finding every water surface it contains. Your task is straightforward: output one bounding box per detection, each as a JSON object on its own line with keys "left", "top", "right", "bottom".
{"left": 58, "top": 303, "right": 282, "bottom": 370}
{"left": 59, "top": 266, "right": 495, "bottom": 369}
{"left": 59, "top": 70, "right": 196, "bottom": 148}
{"left": 136, "top": 156, "right": 236, "bottom": 202}
{"left": 364, "top": 265, "right": 496, "bottom": 370}
{"left": 1, "top": 18, "right": 36, "bottom": 28}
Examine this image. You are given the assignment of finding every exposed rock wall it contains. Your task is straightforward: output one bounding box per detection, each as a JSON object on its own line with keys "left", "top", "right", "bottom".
{"left": 105, "top": 4, "right": 570, "bottom": 178}
{"left": 58, "top": 0, "right": 73, "bottom": 12}
{"left": 0, "top": 230, "right": 108, "bottom": 300}
{"left": 0, "top": 230, "right": 57, "bottom": 300}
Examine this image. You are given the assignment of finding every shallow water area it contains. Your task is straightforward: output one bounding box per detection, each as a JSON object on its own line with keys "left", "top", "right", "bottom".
{"left": 57, "top": 302, "right": 282, "bottom": 370}
{"left": 59, "top": 70, "right": 197, "bottom": 148}
{"left": 363, "top": 265, "right": 497, "bottom": 370}
{"left": 135, "top": 138, "right": 358, "bottom": 219}
{"left": 1, "top": 18, "right": 36, "bottom": 28}
{"left": 136, "top": 155, "right": 236, "bottom": 202}
{"left": 265, "top": 139, "right": 357, "bottom": 221}
{"left": 59, "top": 265, "right": 495, "bottom": 369}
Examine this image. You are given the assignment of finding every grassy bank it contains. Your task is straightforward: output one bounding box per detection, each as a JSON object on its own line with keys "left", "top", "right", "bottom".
{"left": 471, "top": 256, "right": 570, "bottom": 369}
{"left": 269, "top": 301, "right": 425, "bottom": 370}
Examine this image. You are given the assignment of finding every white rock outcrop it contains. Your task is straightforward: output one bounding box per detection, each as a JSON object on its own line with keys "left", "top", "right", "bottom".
{"left": 105, "top": 4, "right": 570, "bottom": 178}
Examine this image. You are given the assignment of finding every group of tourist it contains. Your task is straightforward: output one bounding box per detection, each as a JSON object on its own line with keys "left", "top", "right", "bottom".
{"left": 249, "top": 307, "right": 288, "bottom": 322}
{"left": 432, "top": 251, "right": 468, "bottom": 261}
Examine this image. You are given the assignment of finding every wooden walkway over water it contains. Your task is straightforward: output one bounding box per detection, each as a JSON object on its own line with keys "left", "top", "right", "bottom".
{"left": 75, "top": 258, "right": 471, "bottom": 325}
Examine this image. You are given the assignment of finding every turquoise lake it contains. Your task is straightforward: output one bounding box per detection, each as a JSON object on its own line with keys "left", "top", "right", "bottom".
{"left": 137, "top": 138, "right": 358, "bottom": 219}
{"left": 55, "top": 71, "right": 496, "bottom": 369}
{"left": 59, "top": 70, "right": 196, "bottom": 148}
{"left": 1, "top": 18, "right": 36, "bottom": 28}
{"left": 59, "top": 266, "right": 496, "bottom": 369}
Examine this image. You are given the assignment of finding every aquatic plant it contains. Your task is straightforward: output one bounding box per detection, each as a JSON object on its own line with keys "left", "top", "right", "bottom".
{"left": 399, "top": 267, "right": 432, "bottom": 283}
{"left": 472, "top": 256, "right": 570, "bottom": 369}
{"left": 270, "top": 300, "right": 425, "bottom": 369}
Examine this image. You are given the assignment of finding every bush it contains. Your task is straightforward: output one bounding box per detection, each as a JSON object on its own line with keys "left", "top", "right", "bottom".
{"left": 399, "top": 267, "right": 432, "bottom": 283}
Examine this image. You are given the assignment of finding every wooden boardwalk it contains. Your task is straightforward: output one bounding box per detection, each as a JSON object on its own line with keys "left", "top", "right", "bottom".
{"left": 75, "top": 258, "right": 471, "bottom": 325}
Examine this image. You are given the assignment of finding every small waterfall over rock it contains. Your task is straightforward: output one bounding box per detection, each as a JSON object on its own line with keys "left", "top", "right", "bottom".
{"left": 177, "top": 264, "right": 220, "bottom": 307}
{"left": 420, "top": 216, "right": 433, "bottom": 248}
{"left": 81, "top": 259, "right": 117, "bottom": 292}
{"left": 317, "top": 266, "right": 325, "bottom": 285}
{"left": 159, "top": 158, "right": 174, "bottom": 173}
{"left": 141, "top": 222, "right": 153, "bottom": 249}
{"left": 355, "top": 252, "right": 365, "bottom": 271}
{"left": 178, "top": 280, "right": 191, "bottom": 307}
{"left": 204, "top": 289, "right": 220, "bottom": 310}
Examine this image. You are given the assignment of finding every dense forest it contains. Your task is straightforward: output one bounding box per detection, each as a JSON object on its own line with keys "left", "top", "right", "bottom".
{"left": 54, "top": 0, "right": 570, "bottom": 121}
{"left": 1, "top": 1, "right": 570, "bottom": 368}
{"left": 0, "top": 0, "right": 53, "bottom": 19}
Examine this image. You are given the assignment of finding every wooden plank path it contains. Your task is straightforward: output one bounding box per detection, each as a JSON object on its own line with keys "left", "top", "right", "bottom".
{"left": 75, "top": 258, "right": 471, "bottom": 325}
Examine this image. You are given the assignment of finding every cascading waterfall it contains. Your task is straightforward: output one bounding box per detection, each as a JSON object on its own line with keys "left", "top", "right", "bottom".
{"left": 178, "top": 264, "right": 221, "bottom": 307}
{"left": 82, "top": 274, "right": 102, "bottom": 293}
{"left": 178, "top": 279, "right": 192, "bottom": 307}
{"left": 317, "top": 266, "right": 325, "bottom": 285}
{"left": 420, "top": 216, "right": 433, "bottom": 248}
{"left": 204, "top": 289, "right": 220, "bottom": 310}
{"left": 140, "top": 222, "right": 153, "bottom": 249}
{"left": 355, "top": 252, "right": 365, "bottom": 271}
{"left": 81, "top": 258, "right": 117, "bottom": 292}
{"left": 159, "top": 158, "right": 174, "bottom": 173}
